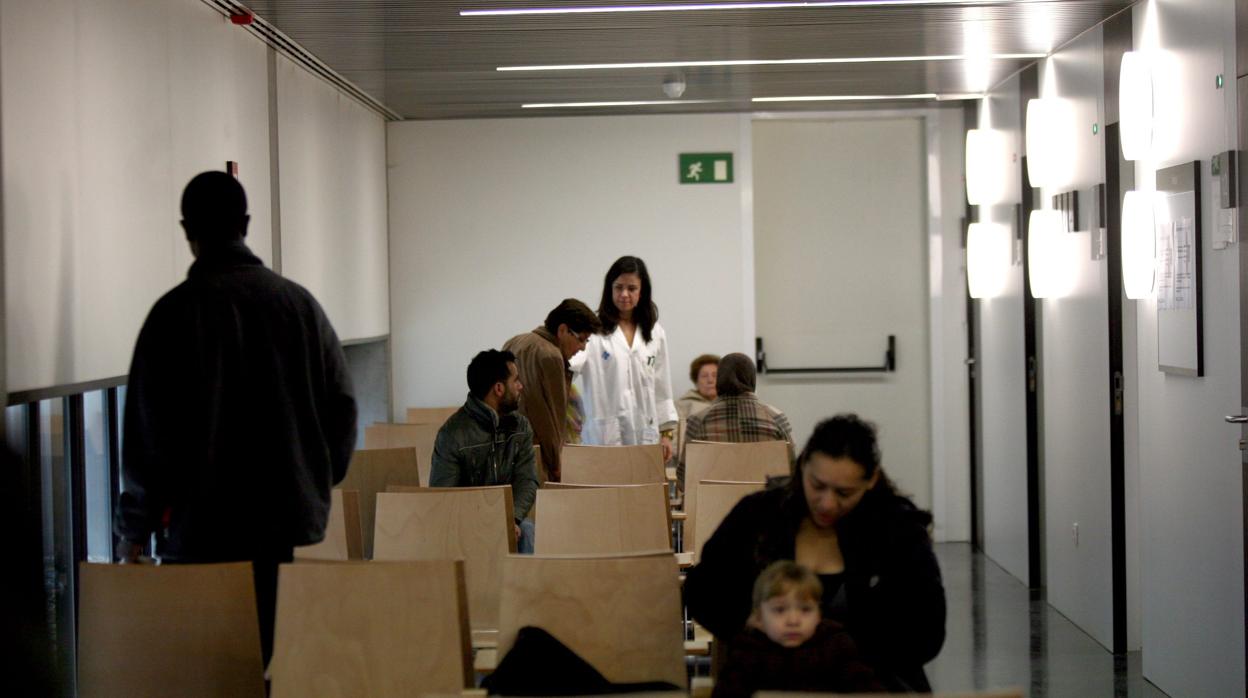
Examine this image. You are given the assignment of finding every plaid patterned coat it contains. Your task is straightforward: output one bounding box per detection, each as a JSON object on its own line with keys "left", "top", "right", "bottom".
{"left": 677, "top": 392, "right": 795, "bottom": 492}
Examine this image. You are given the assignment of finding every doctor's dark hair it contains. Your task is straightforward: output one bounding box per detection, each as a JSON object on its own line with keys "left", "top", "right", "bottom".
{"left": 467, "top": 350, "right": 516, "bottom": 400}
{"left": 597, "top": 255, "right": 658, "bottom": 343}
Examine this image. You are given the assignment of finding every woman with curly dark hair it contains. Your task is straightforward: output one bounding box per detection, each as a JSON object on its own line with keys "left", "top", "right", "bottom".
{"left": 684, "top": 414, "right": 946, "bottom": 692}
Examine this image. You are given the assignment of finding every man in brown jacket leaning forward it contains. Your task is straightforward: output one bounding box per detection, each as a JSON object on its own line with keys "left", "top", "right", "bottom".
{"left": 503, "top": 299, "right": 601, "bottom": 483}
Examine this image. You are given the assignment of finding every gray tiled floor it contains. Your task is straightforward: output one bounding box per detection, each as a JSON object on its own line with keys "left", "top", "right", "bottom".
{"left": 926, "top": 543, "right": 1170, "bottom": 698}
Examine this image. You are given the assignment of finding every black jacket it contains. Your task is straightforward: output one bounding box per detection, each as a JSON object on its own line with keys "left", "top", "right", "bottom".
{"left": 684, "top": 482, "right": 945, "bottom": 691}
{"left": 430, "top": 394, "right": 539, "bottom": 521}
{"left": 116, "top": 242, "right": 357, "bottom": 561}
{"left": 712, "top": 620, "right": 883, "bottom": 698}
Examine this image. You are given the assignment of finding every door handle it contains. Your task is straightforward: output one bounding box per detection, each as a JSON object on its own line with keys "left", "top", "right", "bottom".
{"left": 1226, "top": 415, "right": 1248, "bottom": 423}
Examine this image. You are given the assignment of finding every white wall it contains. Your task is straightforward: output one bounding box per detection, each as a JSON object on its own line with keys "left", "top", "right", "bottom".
{"left": 933, "top": 108, "right": 972, "bottom": 542}
{"left": 752, "top": 115, "right": 933, "bottom": 511}
{"left": 977, "top": 74, "right": 1032, "bottom": 584}
{"left": 1035, "top": 26, "right": 1115, "bottom": 651}
{"left": 276, "top": 55, "right": 389, "bottom": 342}
{"left": 2, "top": 0, "right": 272, "bottom": 393}
{"left": 1, "top": 0, "right": 388, "bottom": 393}
{"left": 1132, "top": 0, "right": 1244, "bottom": 693}
{"left": 386, "top": 115, "right": 750, "bottom": 414}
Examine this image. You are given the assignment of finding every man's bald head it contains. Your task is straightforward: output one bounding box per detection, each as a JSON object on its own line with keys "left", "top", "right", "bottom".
{"left": 180, "top": 171, "right": 249, "bottom": 245}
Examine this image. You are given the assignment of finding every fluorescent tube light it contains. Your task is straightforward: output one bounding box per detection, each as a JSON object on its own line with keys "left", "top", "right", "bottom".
{"left": 464, "top": 1, "right": 1058, "bottom": 17}
{"left": 965, "top": 129, "right": 1012, "bottom": 206}
{"left": 1027, "top": 209, "right": 1077, "bottom": 299}
{"left": 753, "top": 94, "right": 937, "bottom": 102}
{"left": 1119, "top": 51, "right": 1154, "bottom": 161}
{"left": 500, "top": 54, "right": 1045, "bottom": 72}
{"left": 966, "top": 222, "right": 1012, "bottom": 299}
{"left": 522, "top": 99, "right": 722, "bottom": 108}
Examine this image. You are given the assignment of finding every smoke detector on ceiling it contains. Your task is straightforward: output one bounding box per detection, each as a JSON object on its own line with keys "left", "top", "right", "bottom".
{"left": 662, "top": 73, "right": 687, "bottom": 99}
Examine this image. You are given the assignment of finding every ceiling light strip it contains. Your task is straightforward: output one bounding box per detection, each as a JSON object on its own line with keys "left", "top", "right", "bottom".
{"left": 753, "top": 93, "right": 938, "bottom": 102}
{"left": 499, "top": 54, "right": 1044, "bottom": 71}
{"left": 464, "top": 0, "right": 1052, "bottom": 16}
{"left": 522, "top": 99, "right": 723, "bottom": 108}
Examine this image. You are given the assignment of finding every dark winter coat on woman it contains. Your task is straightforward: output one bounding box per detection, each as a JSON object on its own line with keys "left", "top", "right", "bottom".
{"left": 684, "top": 481, "right": 946, "bottom": 691}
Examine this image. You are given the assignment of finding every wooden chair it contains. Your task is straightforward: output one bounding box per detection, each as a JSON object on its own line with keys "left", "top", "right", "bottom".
{"left": 534, "top": 483, "right": 671, "bottom": 555}
{"left": 363, "top": 422, "right": 441, "bottom": 486}
{"left": 497, "top": 552, "right": 686, "bottom": 689}
{"left": 269, "top": 560, "right": 472, "bottom": 697}
{"left": 78, "top": 561, "right": 265, "bottom": 697}
{"left": 692, "top": 480, "right": 766, "bottom": 562}
{"left": 562, "top": 444, "right": 665, "bottom": 485}
{"left": 682, "top": 440, "right": 790, "bottom": 552}
{"left": 406, "top": 405, "right": 459, "bottom": 426}
{"left": 294, "top": 489, "right": 363, "bottom": 561}
{"left": 373, "top": 486, "right": 515, "bottom": 631}
{"left": 337, "top": 447, "right": 421, "bottom": 559}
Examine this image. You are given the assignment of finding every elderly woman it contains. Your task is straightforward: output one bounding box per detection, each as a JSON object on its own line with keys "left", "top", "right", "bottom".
{"left": 676, "top": 353, "right": 794, "bottom": 494}
{"left": 676, "top": 354, "right": 720, "bottom": 423}
{"left": 683, "top": 414, "right": 946, "bottom": 691}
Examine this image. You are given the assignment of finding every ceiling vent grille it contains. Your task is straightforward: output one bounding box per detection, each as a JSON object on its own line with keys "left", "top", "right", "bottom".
{"left": 201, "top": 0, "right": 402, "bottom": 121}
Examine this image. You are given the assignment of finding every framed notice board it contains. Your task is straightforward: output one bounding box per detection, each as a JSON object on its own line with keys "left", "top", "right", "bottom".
{"left": 1155, "top": 160, "right": 1202, "bottom": 377}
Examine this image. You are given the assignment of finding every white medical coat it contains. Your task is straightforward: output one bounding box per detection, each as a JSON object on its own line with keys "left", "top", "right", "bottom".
{"left": 571, "top": 322, "right": 677, "bottom": 446}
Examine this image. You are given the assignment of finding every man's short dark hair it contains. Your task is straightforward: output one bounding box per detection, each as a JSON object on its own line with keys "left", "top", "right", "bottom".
{"left": 181, "top": 171, "right": 248, "bottom": 243}
{"left": 468, "top": 349, "right": 516, "bottom": 399}
{"left": 544, "top": 299, "right": 602, "bottom": 335}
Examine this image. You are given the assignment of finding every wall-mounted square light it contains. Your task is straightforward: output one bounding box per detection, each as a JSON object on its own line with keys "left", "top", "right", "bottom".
{"left": 965, "top": 129, "right": 1012, "bottom": 206}
{"left": 967, "top": 222, "right": 1012, "bottom": 299}
{"left": 1028, "top": 209, "right": 1077, "bottom": 298}
{"left": 1025, "top": 98, "right": 1068, "bottom": 188}
{"left": 1119, "top": 51, "right": 1154, "bottom": 161}
{"left": 1121, "top": 189, "right": 1158, "bottom": 299}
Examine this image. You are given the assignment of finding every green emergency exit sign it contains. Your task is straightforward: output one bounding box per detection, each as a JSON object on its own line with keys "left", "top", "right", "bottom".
{"left": 679, "top": 153, "right": 733, "bottom": 184}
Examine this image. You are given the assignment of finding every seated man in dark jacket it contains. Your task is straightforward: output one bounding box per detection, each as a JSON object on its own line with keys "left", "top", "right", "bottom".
{"left": 430, "top": 349, "right": 540, "bottom": 552}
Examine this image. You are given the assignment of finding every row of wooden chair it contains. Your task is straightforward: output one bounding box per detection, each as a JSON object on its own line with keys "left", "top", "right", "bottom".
{"left": 79, "top": 551, "right": 685, "bottom": 696}
{"left": 344, "top": 434, "right": 789, "bottom": 556}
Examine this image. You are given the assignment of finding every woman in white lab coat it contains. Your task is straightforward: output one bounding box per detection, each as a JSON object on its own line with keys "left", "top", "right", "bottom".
{"left": 572, "top": 255, "right": 678, "bottom": 460}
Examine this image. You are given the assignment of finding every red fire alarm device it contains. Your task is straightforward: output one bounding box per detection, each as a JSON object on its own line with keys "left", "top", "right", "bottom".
{"left": 226, "top": 161, "right": 239, "bottom": 178}
{"left": 230, "top": 12, "right": 253, "bottom": 26}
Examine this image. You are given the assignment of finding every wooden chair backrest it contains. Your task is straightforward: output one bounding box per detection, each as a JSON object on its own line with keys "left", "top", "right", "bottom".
{"left": 405, "top": 406, "right": 459, "bottom": 426}
{"left": 497, "top": 552, "right": 686, "bottom": 688}
{"left": 683, "top": 440, "right": 790, "bottom": 550}
{"left": 693, "top": 480, "right": 766, "bottom": 562}
{"left": 78, "top": 561, "right": 265, "bottom": 697}
{"left": 363, "top": 422, "right": 440, "bottom": 485}
{"left": 270, "top": 560, "right": 472, "bottom": 697}
{"left": 561, "top": 444, "right": 665, "bottom": 485}
{"left": 373, "top": 486, "right": 515, "bottom": 630}
{"left": 534, "top": 483, "right": 671, "bottom": 555}
{"left": 338, "top": 447, "right": 421, "bottom": 558}
{"left": 294, "top": 488, "right": 363, "bottom": 561}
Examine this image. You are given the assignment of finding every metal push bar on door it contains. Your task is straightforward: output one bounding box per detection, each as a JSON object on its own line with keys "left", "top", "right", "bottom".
{"left": 755, "top": 335, "right": 896, "bottom": 375}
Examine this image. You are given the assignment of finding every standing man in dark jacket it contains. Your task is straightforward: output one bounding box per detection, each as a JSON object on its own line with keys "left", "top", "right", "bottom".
{"left": 431, "top": 349, "right": 540, "bottom": 552}
{"left": 115, "top": 171, "right": 357, "bottom": 664}
{"left": 502, "top": 299, "right": 601, "bottom": 483}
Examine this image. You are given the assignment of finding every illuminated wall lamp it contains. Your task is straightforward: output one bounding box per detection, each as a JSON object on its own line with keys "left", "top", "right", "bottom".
{"left": 1121, "top": 190, "right": 1158, "bottom": 299}
{"left": 967, "top": 222, "right": 1012, "bottom": 299}
{"left": 965, "top": 128, "right": 1011, "bottom": 206}
{"left": 1025, "top": 98, "right": 1067, "bottom": 188}
{"left": 1028, "top": 209, "right": 1077, "bottom": 298}
{"left": 1119, "top": 51, "right": 1154, "bottom": 161}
